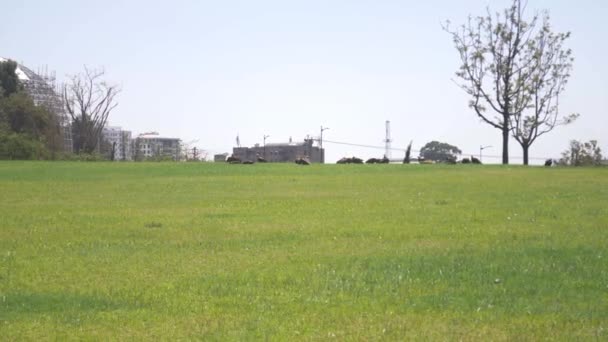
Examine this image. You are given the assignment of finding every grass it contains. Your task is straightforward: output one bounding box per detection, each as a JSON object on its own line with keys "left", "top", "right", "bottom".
{"left": 0, "top": 161, "right": 607, "bottom": 340}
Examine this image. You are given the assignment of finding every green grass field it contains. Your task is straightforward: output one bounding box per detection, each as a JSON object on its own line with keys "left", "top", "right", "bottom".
{"left": 0, "top": 162, "right": 607, "bottom": 340}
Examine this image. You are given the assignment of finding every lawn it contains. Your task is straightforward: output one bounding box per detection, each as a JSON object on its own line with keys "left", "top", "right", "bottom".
{"left": 0, "top": 162, "right": 607, "bottom": 340}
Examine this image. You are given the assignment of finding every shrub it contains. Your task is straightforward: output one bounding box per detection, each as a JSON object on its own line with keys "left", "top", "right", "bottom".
{"left": 0, "top": 132, "right": 48, "bottom": 160}
{"left": 560, "top": 140, "right": 602, "bottom": 166}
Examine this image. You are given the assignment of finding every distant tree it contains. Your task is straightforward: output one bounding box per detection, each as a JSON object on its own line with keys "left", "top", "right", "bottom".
{"left": 403, "top": 140, "right": 412, "bottom": 164}
{"left": 132, "top": 139, "right": 141, "bottom": 161}
{"left": 0, "top": 60, "right": 22, "bottom": 98}
{"left": 559, "top": 140, "right": 602, "bottom": 166}
{"left": 444, "top": 0, "right": 572, "bottom": 165}
{"left": 1, "top": 93, "right": 51, "bottom": 137}
{"left": 110, "top": 142, "right": 117, "bottom": 161}
{"left": 0, "top": 92, "right": 63, "bottom": 159}
{"left": 0, "top": 132, "right": 48, "bottom": 160}
{"left": 1, "top": 60, "right": 66, "bottom": 158}
{"left": 510, "top": 12, "right": 577, "bottom": 165}
{"left": 419, "top": 141, "right": 462, "bottom": 162}
{"left": 97, "top": 136, "right": 114, "bottom": 161}
{"left": 63, "top": 67, "right": 120, "bottom": 154}
{"left": 0, "top": 62, "right": 65, "bottom": 159}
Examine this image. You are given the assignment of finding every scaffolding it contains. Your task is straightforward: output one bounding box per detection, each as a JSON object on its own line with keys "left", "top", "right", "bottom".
{"left": 18, "top": 64, "right": 73, "bottom": 153}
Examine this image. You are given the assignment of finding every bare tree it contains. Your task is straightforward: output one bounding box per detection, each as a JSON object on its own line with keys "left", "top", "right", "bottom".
{"left": 510, "top": 14, "right": 577, "bottom": 165}
{"left": 445, "top": 0, "right": 544, "bottom": 164}
{"left": 63, "top": 67, "right": 119, "bottom": 154}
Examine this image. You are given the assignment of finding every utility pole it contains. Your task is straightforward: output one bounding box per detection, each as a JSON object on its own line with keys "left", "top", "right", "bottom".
{"left": 320, "top": 126, "right": 329, "bottom": 164}
{"left": 480, "top": 145, "right": 492, "bottom": 163}
{"left": 263, "top": 134, "right": 270, "bottom": 159}
{"left": 384, "top": 120, "right": 392, "bottom": 159}
{"left": 320, "top": 126, "right": 330, "bottom": 149}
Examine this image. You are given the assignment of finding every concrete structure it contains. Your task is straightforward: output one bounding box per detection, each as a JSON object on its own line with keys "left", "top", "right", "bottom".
{"left": 214, "top": 153, "right": 229, "bottom": 162}
{"left": 233, "top": 138, "right": 324, "bottom": 163}
{"left": 102, "top": 126, "right": 132, "bottom": 161}
{"left": 0, "top": 57, "right": 72, "bottom": 152}
{"left": 133, "top": 132, "right": 181, "bottom": 160}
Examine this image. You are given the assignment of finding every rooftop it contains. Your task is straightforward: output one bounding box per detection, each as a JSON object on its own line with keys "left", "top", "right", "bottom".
{"left": 137, "top": 132, "right": 179, "bottom": 140}
{"left": 265, "top": 142, "right": 307, "bottom": 147}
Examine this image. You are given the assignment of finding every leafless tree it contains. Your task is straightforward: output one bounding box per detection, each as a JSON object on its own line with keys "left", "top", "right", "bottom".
{"left": 63, "top": 67, "right": 120, "bottom": 154}
{"left": 510, "top": 14, "right": 577, "bottom": 165}
{"left": 444, "top": 0, "right": 547, "bottom": 164}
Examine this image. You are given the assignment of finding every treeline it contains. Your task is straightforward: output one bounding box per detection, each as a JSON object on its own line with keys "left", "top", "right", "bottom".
{"left": 1, "top": 60, "right": 121, "bottom": 161}
{"left": 0, "top": 60, "right": 65, "bottom": 160}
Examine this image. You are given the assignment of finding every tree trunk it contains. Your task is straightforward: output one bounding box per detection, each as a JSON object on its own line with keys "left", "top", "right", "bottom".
{"left": 522, "top": 144, "right": 529, "bottom": 166}
{"left": 111, "top": 142, "right": 117, "bottom": 161}
{"left": 502, "top": 122, "right": 509, "bottom": 165}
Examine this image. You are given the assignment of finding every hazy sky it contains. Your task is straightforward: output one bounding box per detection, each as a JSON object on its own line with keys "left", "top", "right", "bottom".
{"left": 2, "top": 0, "right": 606, "bottom": 163}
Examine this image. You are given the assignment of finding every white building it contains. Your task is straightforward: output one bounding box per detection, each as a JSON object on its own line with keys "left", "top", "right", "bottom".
{"left": 133, "top": 132, "right": 181, "bottom": 161}
{"left": 102, "top": 126, "right": 132, "bottom": 161}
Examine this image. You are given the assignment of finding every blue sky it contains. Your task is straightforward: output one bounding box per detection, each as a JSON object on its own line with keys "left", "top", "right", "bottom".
{"left": 1, "top": 0, "right": 606, "bottom": 163}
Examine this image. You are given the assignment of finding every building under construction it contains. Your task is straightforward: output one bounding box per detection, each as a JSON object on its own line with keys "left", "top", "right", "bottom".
{"left": 102, "top": 126, "right": 132, "bottom": 161}
{"left": 233, "top": 138, "right": 325, "bottom": 163}
{"left": 133, "top": 132, "right": 181, "bottom": 161}
{"left": 0, "top": 57, "right": 72, "bottom": 153}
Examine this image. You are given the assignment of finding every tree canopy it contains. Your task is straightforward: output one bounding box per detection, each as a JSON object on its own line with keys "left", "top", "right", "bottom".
{"left": 445, "top": 0, "right": 576, "bottom": 165}
{"left": 419, "top": 141, "right": 462, "bottom": 162}
{"left": 0, "top": 60, "right": 21, "bottom": 98}
{"left": 0, "top": 60, "right": 62, "bottom": 159}
{"left": 560, "top": 140, "right": 602, "bottom": 166}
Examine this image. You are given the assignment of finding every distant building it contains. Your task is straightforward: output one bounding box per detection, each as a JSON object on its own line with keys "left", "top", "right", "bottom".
{"left": 102, "top": 126, "right": 132, "bottom": 161}
{"left": 214, "top": 153, "right": 229, "bottom": 162}
{"left": 133, "top": 132, "right": 181, "bottom": 160}
{"left": 233, "top": 138, "right": 324, "bottom": 163}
